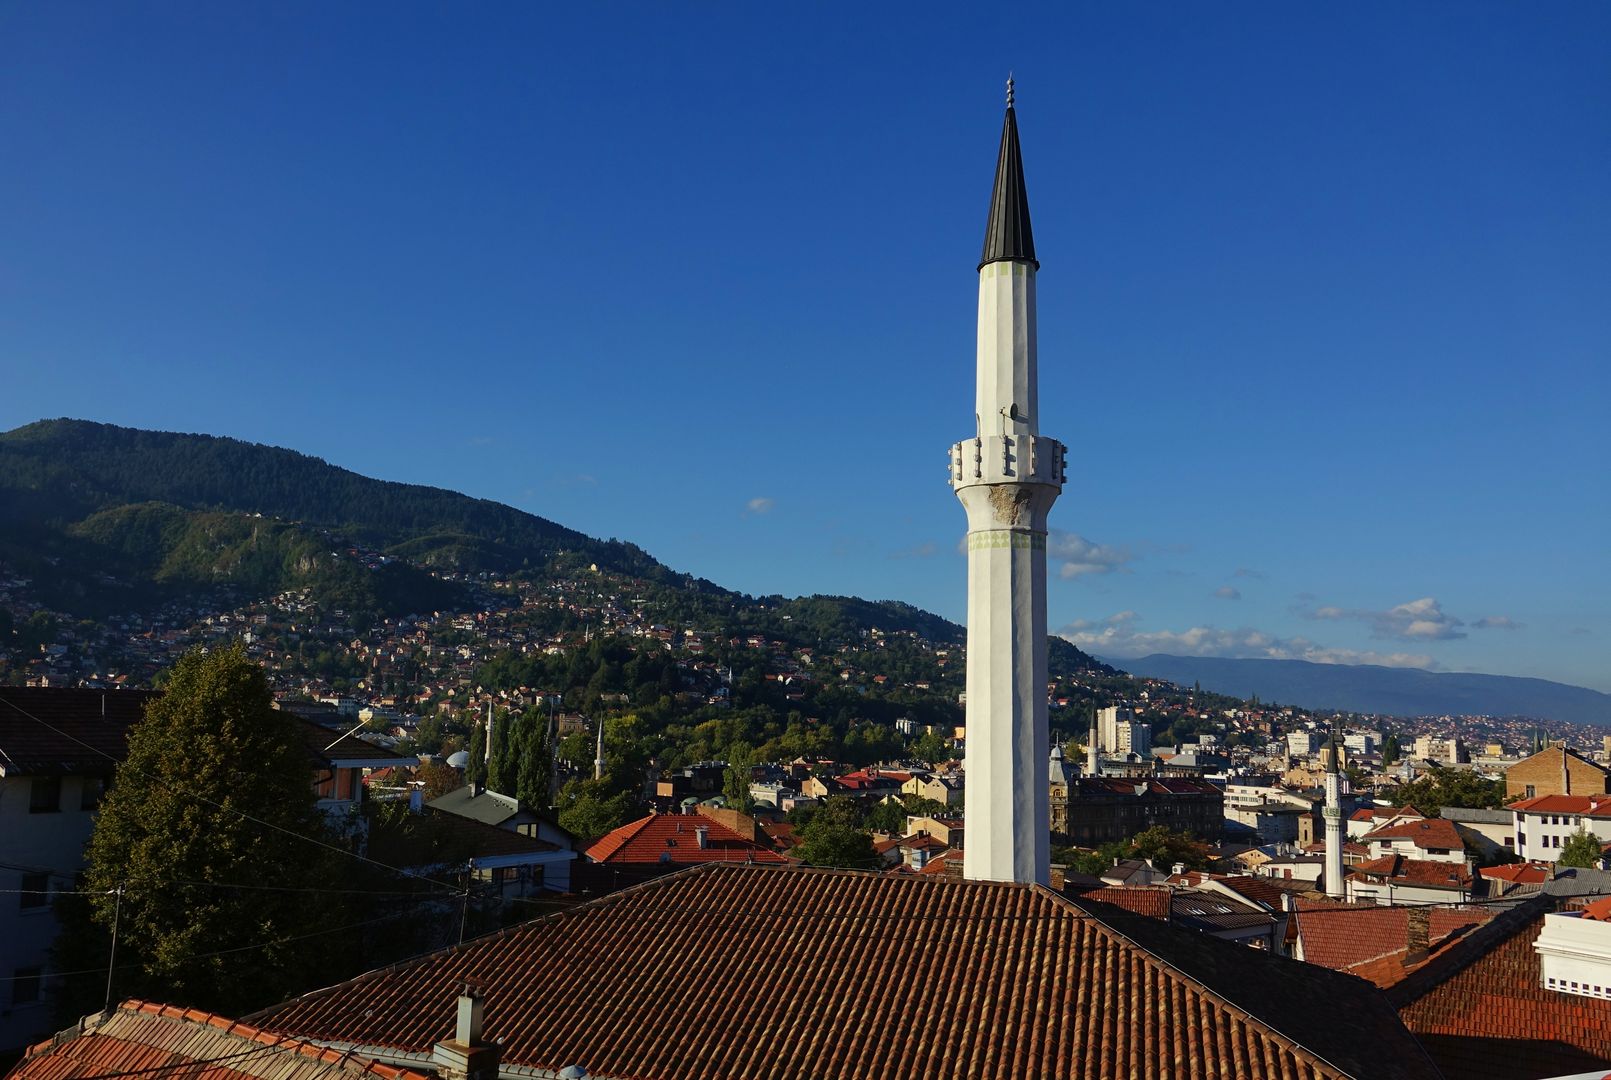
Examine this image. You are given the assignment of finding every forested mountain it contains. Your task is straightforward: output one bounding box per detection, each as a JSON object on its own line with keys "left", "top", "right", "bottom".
{"left": 0, "top": 419, "right": 1109, "bottom": 676}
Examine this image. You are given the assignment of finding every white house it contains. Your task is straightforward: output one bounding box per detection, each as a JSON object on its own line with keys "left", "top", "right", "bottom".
{"left": 1511, "top": 794, "right": 1611, "bottom": 863}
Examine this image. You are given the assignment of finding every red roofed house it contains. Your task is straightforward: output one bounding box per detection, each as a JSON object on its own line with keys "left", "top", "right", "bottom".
{"left": 578, "top": 811, "right": 787, "bottom": 892}
{"left": 1509, "top": 792, "right": 1611, "bottom": 863}
{"left": 1347, "top": 855, "right": 1477, "bottom": 905}
{"left": 1360, "top": 816, "right": 1468, "bottom": 865}
{"left": 244, "top": 864, "right": 1442, "bottom": 1080}
{"left": 1346, "top": 805, "right": 1425, "bottom": 841}
{"left": 1479, "top": 860, "right": 1553, "bottom": 896}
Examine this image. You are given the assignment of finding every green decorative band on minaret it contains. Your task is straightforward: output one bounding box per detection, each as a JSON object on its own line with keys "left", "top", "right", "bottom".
{"left": 967, "top": 531, "right": 1046, "bottom": 551}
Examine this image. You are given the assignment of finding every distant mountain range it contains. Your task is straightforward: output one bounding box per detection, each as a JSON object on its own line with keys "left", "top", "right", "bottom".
{"left": 1110, "top": 653, "right": 1611, "bottom": 727}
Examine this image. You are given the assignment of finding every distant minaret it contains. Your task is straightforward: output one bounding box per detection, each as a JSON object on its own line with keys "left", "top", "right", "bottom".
{"left": 1323, "top": 725, "right": 1345, "bottom": 899}
{"left": 593, "top": 718, "right": 606, "bottom": 781}
{"left": 950, "top": 79, "right": 1068, "bottom": 886}
{"left": 1086, "top": 707, "right": 1101, "bottom": 777}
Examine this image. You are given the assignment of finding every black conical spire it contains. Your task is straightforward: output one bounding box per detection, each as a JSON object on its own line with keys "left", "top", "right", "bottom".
{"left": 979, "top": 77, "right": 1038, "bottom": 271}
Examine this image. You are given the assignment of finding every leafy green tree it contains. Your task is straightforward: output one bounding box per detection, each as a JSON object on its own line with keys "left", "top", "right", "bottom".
{"left": 1392, "top": 766, "right": 1505, "bottom": 817}
{"left": 78, "top": 644, "right": 344, "bottom": 1014}
{"left": 793, "top": 796, "right": 879, "bottom": 869}
{"left": 1382, "top": 734, "right": 1401, "bottom": 765}
{"left": 1561, "top": 829, "right": 1604, "bottom": 869}
{"left": 556, "top": 778, "right": 632, "bottom": 844}
{"left": 723, "top": 740, "right": 757, "bottom": 812}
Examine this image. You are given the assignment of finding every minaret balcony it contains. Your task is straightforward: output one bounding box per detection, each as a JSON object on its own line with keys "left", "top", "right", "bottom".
{"left": 949, "top": 433, "right": 1066, "bottom": 493}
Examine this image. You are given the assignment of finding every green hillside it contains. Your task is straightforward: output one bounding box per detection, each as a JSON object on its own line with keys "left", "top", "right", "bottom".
{"left": 0, "top": 420, "right": 1113, "bottom": 677}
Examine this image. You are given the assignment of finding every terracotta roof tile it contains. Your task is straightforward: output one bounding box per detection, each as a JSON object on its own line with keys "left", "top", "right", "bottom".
{"left": 1361, "top": 818, "right": 1464, "bottom": 850}
{"left": 584, "top": 812, "right": 788, "bottom": 865}
{"left": 1391, "top": 898, "right": 1611, "bottom": 1079}
{"left": 0, "top": 688, "right": 158, "bottom": 776}
{"left": 249, "top": 864, "right": 1439, "bottom": 1080}
{"left": 1510, "top": 793, "right": 1611, "bottom": 817}
{"left": 11, "top": 1000, "right": 435, "bottom": 1080}
{"left": 1293, "top": 897, "right": 1494, "bottom": 985}
{"left": 1349, "top": 855, "right": 1474, "bottom": 891}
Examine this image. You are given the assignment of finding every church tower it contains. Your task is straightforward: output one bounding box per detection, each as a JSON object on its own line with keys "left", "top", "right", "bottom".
{"left": 950, "top": 81, "right": 1067, "bottom": 885}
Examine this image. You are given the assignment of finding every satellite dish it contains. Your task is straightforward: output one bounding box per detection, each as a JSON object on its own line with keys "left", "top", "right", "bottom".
{"left": 446, "top": 750, "right": 470, "bottom": 769}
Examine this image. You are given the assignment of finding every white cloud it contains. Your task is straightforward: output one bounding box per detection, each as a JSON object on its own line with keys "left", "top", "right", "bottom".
{"left": 1060, "top": 614, "right": 1435, "bottom": 670}
{"left": 1233, "top": 567, "right": 1266, "bottom": 580}
{"left": 1047, "top": 531, "right": 1134, "bottom": 579}
{"left": 889, "top": 542, "right": 938, "bottom": 560}
{"left": 1213, "top": 586, "right": 1241, "bottom": 600}
{"left": 744, "top": 497, "right": 775, "bottom": 516}
{"left": 1472, "top": 615, "right": 1523, "bottom": 630}
{"left": 1304, "top": 596, "right": 1466, "bottom": 641}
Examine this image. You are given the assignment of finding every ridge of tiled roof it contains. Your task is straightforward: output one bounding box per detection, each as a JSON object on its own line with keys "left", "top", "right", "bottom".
{"left": 1509, "top": 793, "right": 1611, "bottom": 816}
{"left": 13, "top": 1000, "right": 435, "bottom": 1080}
{"left": 248, "top": 864, "right": 1440, "bottom": 1080}
{"left": 1389, "top": 896, "right": 1611, "bottom": 1079}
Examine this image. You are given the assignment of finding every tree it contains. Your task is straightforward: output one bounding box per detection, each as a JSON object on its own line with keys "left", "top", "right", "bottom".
{"left": 78, "top": 644, "right": 344, "bottom": 1014}
{"left": 1382, "top": 734, "right": 1401, "bottom": 766}
{"left": 793, "top": 796, "right": 879, "bottom": 869}
{"left": 1392, "top": 766, "right": 1505, "bottom": 817}
{"left": 1561, "top": 829, "right": 1604, "bottom": 869}
{"left": 723, "top": 740, "right": 756, "bottom": 812}
{"left": 556, "top": 778, "right": 632, "bottom": 844}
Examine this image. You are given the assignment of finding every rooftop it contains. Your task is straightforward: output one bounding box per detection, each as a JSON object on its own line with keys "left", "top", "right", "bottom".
{"left": 12, "top": 1001, "right": 434, "bottom": 1080}
{"left": 249, "top": 864, "right": 1440, "bottom": 1080}
{"left": 584, "top": 812, "right": 789, "bottom": 865}
{"left": 0, "top": 687, "right": 158, "bottom": 776}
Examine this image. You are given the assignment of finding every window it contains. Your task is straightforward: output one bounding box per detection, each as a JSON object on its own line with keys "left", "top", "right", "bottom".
{"left": 19, "top": 872, "right": 49, "bottom": 911}
{"left": 80, "top": 777, "right": 105, "bottom": 811}
{"left": 11, "top": 967, "right": 41, "bottom": 1006}
{"left": 29, "top": 776, "right": 61, "bottom": 814}
{"left": 1526, "top": 785, "right": 1536, "bottom": 798}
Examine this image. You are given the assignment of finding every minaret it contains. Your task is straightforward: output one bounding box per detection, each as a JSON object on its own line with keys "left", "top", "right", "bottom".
{"left": 1323, "top": 725, "right": 1345, "bottom": 899}
{"left": 594, "top": 719, "right": 607, "bottom": 781}
{"left": 950, "top": 79, "right": 1068, "bottom": 885}
{"left": 1086, "top": 707, "right": 1100, "bottom": 777}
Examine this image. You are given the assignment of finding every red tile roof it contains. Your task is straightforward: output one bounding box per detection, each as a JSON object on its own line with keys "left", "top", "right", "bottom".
{"left": 249, "top": 864, "right": 1440, "bottom": 1080}
{"left": 1391, "top": 898, "right": 1611, "bottom": 1080}
{"left": 1510, "top": 793, "right": 1611, "bottom": 817}
{"left": 1074, "top": 885, "right": 1173, "bottom": 921}
{"left": 1349, "top": 855, "right": 1474, "bottom": 891}
{"left": 584, "top": 812, "right": 788, "bottom": 865}
{"left": 1293, "top": 897, "right": 1495, "bottom": 986}
{"left": 1582, "top": 895, "right": 1611, "bottom": 922}
{"left": 12, "top": 1001, "right": 434, "bottom": 1080}
{"left": 0, "top": 688, "right": 158, "bottom": 776}
{"left": 1362, "top": 817, "right": 1464, "bottom": 850}
{"left": 1479, "top": 862, "right": 1552, "bottom": 886}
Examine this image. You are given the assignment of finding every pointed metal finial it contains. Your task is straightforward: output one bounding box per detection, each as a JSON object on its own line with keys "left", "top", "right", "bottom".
{"left": 1006, "top": 73, "right": 1015, "bottom": 109}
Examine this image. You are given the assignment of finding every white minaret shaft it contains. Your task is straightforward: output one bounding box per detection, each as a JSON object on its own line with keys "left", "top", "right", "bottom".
{"left": 1323, "top": 733, "right": 1345, "bottom": 899}
{"left": 951, "top": 83, "right": 1067, "bottom": 886}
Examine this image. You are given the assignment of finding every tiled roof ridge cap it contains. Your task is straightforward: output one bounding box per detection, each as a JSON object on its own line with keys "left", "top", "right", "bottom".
{"left": 1385, "top": 895, "right": 1552, "bottom": 1008}
{"left": 1071, "top": 897, "right": 1390, "bottom": 1079}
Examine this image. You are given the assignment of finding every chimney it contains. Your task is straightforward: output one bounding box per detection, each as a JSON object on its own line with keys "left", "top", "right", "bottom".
{"left": 409, "top": 787, "right": 424, "bottom": 814}
{"left": 1403, "top": 907, "right": 1431, "bottom": 968}
{"left": 695, "top": 826, "right": 710, "bottom": 850}
{"left": 432, "top": 989, "right": 499, "bottom": 1080}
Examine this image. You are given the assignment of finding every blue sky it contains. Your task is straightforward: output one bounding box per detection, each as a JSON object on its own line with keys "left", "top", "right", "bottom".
{"left": 2, "top": 4, "right": 1607, "bottom": 690}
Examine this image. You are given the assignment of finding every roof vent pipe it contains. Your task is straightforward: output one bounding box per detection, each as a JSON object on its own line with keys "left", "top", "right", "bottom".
{"left": 457, "top": 990, "right": 483, "bottom": 1046}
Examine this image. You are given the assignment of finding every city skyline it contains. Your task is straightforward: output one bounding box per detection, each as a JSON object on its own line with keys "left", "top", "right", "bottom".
{"left": 2, "top": 4, "right": 1606, "bottom": 690}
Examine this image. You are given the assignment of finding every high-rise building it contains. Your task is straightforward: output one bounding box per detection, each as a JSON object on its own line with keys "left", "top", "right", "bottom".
{"left": 949, "top": 81, "right": 1067, "bottom": 885}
